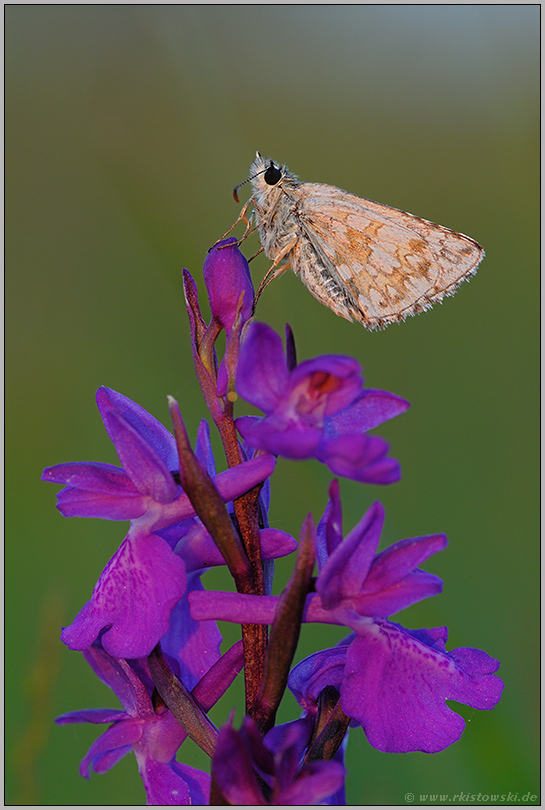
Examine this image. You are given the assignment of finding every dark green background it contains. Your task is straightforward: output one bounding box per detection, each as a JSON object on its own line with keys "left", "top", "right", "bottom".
{"left": 6, "top": 6, "right": 539, "bottom": 806}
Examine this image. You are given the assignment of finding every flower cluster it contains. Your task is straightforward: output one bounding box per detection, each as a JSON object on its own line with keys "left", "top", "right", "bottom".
{"left": 45, "top": 238, "right": 503, "bottom": 804}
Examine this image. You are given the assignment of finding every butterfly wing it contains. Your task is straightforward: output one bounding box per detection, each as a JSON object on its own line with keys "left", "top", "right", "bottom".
{"left": 291, "top": 183, "right": 484, "bottom": 329}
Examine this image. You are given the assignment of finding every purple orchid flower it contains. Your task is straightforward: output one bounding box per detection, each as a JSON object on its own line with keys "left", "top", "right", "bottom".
{"left": 189, "top": 484, "right": 503, "bottom": 754}
{"left": 211, "top": 715, "right": 345, "bottom": 805}
{"left": 235, "top": 322, "right": 409, "bottom": 484}
{"left": 42, "top": 387, "right": 277, "bottom": 659}
{"left": 56, "top": 640, "right": 244, "bottom": 805}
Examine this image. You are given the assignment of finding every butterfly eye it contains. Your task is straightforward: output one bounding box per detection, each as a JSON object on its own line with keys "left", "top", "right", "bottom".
{"left": 264, "top": 163, "right": 282, "bottom": 186}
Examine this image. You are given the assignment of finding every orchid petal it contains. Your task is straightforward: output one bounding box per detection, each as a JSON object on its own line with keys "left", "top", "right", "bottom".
{"left": 330, "top": 389, "right": 410, "bottom": 434}
{"left": 317, "top": 502, "right": 384, "bottom": 609}
{"left": 96, "top": 387, "right": 178, "bottom": 470}
{"left": 363, "top": 533, "right": 448, "bottom": 594}
{"left": 236, "top": 321, "right": 289, "bottom": 412}
{"left": 102, "top": 410, "right": 178, "bottom": 503}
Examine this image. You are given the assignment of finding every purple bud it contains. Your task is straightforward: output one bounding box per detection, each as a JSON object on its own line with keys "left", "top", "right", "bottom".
{"left": 203, "top": 238, "right": 254, "bottom": 333}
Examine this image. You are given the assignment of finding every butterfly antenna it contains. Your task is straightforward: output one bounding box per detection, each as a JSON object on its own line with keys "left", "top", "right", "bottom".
{"left": 233, "top": 178, "right": 250, "bottom": 203}
{"left": 233, "top": 164, "right": 270, "bottom": 202}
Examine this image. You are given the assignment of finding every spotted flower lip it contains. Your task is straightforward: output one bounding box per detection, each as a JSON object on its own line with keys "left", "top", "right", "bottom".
{"left": 235, "top": 322, "right": 409, "bottom": 483}
{"left": 288, "top": 621, "right": 504, "bottom": 754}
{"left": 188, "top": 492, "right": 503, "bottom": 754}
{"left": 60, "top": 523, "right": 189, "bottom": 659}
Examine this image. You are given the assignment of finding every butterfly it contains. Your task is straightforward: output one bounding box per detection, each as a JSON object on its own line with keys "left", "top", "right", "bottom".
{"left": 227, "top": 152, "right": 484, "bottom": 330}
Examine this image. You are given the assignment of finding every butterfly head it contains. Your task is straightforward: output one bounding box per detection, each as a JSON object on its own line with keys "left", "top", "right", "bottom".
{"left": 233, "top": 153, "right": 298, "bottom": 202}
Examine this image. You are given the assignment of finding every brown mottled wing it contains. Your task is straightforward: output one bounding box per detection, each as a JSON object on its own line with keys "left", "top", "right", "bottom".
{"left": 291, "top": 183, "right": 484, "bottom": 329}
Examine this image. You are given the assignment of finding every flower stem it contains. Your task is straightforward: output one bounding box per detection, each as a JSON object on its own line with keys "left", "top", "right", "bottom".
{"left": 216, "top": 405, "right": 268, "bottom": 714}
{"left": 251, "top": 514, "right": 316, "bottom": 733}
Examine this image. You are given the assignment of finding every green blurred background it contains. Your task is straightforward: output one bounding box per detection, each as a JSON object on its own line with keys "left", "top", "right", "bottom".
{"left": 6, "top": 6, "right": 539, "bottom": 805}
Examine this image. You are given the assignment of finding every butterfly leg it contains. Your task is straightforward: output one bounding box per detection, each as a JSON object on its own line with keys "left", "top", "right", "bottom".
{"left": 209, "top": 199, "right": 254, "bottom": 252}
{"left": 247, "top": 246, "right": 265, "bottom": 263}
{"left": 253, "top": 237, "right": 297, "bottom": 312}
